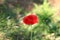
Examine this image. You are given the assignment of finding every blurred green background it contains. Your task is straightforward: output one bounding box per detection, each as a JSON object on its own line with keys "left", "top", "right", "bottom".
{"left": 0, "top": 0, "right": 60, "bottom": 40}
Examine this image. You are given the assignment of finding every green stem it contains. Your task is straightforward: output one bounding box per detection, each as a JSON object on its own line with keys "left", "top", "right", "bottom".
{"left": 31, "top": 25, "right": 32, "bottom": 40}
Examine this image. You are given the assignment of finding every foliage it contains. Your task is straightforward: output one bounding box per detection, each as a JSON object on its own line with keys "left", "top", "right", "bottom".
{"left": 0, "top": 0, "right": 60, "bottom": 40}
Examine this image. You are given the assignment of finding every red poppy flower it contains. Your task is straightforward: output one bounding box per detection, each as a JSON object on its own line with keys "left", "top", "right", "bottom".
{"left": 23, "top": 14, "right": 38, "bottom": 25}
